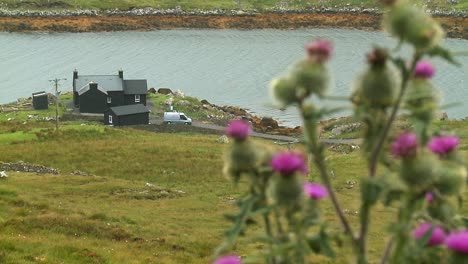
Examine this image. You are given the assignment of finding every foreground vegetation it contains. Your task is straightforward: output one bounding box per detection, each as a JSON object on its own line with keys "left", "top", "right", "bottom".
{"left": 0, "top": 0, "right": 465, "bottom": 11}
{"left": 0, "top": 101, "right": 467, "bottom": 262}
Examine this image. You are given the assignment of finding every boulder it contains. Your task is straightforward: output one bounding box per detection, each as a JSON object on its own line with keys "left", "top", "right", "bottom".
{"left": 157, "top": 88, "right": 173, "bottom": 95}
{"left": 259, "top": 117, "right": 279, "bottom": 129}
{"left": 201, "top": 99, "right": 210, "bottom": 105}
{"left": 164, "top": 98, "right": 174, "bottom": 105}
{"left": 437, "top": 112, "right": 449, "bottom": 121}
{"left": 173, "top": 90, "right": 185, "bottom": 98}
{"left": 217, "top": 135, "right": 229, "bottom": 144}
{"left": 148, "top": 87, "right": 157, "bottom": 94}
{"left": 176, "top": 100, "right": 191, "bottom": 106}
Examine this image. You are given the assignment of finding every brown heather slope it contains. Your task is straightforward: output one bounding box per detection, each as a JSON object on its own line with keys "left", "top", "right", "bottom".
{"left": 0, "top": 13, "right": 466, "bottom": 39}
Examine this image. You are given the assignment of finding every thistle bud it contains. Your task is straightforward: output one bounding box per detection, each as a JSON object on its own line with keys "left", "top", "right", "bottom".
{"left": 400, "top": 152, "right": 439, "bottom": 190}
{"left": 291, "top": 59, "right": 330, "bottom": 98}
{"left": 270, "top": 77, "right": 299, "bottom": 107}
{"left": 384, "top": 2, "right": 444, "bottom": 50}
{"left": 434, "top": 161, "right": 467, "bottom": 196}
{"left": 223, "top": 140, "right": 257, "bottom": 182}
{"left": 405, "top": 78, "right": 439, "bottom": 123}
{"left": 269, "top": 174, "right": 303, "bottom": 208}
{"left": 353, "top": 49, "right": 400, "bottom": 108}
{"left": 427, "top": 197, "right": 457, "bottom": 222}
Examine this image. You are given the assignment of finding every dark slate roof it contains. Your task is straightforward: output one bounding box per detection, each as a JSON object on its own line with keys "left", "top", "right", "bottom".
{"left": 124, "top": 80, "right": 148, "bottom": 95}
{"left": 75, "top": 75, "right": 124, "bottom": 92}
{"left": 109, "top": 104, "right": 149, "bottom": 116}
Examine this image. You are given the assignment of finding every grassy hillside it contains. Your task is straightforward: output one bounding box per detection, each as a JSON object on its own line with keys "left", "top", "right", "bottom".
{"left": 0, "top": 0, "right": 465, "bottom": 11}
{"left": 0, "top": 101, "right": 467, "bottom": 263}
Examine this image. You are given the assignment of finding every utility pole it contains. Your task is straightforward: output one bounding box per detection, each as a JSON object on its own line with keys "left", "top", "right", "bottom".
{"left": 49, "top": 78, "right": 66, "bottom": 132}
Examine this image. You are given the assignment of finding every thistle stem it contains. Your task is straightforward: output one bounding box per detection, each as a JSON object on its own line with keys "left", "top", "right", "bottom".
{"left": 368, "top": 54, "right": 421, "bottom": 177}
{"left": 358, "top": 54, "right": 420, "bottom": 264}
{"left": 300, "top": 105, "right": 356, "bottom": 241}
{"left": 263, "top": 214, "right": 275, "bottom": 264}
{"left": 380, "top": 237, "right": 394, "bottom": 264}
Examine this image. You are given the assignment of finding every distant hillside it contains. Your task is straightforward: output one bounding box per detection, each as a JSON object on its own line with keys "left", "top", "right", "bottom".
{"left": 0, "top": 0, "right": 466, "bottom": 12}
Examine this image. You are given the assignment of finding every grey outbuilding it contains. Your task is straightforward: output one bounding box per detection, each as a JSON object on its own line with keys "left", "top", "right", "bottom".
{"left": 104, "top": 104, "right": 149, "bottom": 126}
{"left": 32, "top": 91, "right": 48, "bottom": 110}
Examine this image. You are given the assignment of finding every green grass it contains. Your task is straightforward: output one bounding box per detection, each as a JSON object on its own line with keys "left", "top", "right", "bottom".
{"left": 0, "top": 0, "right": 465, "bottom": 11}
{"left": 0, "top": 112, "right": 467, "bottom": 263}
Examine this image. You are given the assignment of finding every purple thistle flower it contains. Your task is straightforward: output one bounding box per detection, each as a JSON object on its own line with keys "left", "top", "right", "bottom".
{"left": 412, "top": 223, "right": 446, "bottom": 247}
{"left": 305, "top": 39, "right": 333, "bottom": 62}
{"left": 391, "top": 132, "right": 418, "bottom": 158}
{"left": 445, "top": 230, "right": 468, "bottom": 254}
{"left": 425, "top": 192, "right": 434, "bottom": 203}
{"left": 428, "top": 136, "right": 459, "bottom": 156}
{"left": 414, "top": 60, "right": 435, "bottom": 79}
{"left": 271, "top": 152, "right": 308, "bottom": 176}
{"left": 303, "top": 182, "right": 328, "bottom": 200}
{"left": 226, "top": 120, "right": 252, "bottom": 141}
{"left": 213, "top": 255, "right": 242, "bottom": 264}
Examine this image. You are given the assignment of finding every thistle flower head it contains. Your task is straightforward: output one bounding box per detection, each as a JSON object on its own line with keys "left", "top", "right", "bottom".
{"left": 303, "top": 182, "right": 328, "bottom": 200}
{"left": 414, "top": 60, "right": 435, "bottom": 79}
{"left": 391, "top": 132, "right": 418, "bottom": 158}
{"left": 428, "top": 136, "right": 459, "bottom": 156}
{"left": 412, "top": 223, "right": 446, "bottom": 247}
{"left": 214, "top": 255, "right": 242, "bottom": 264}
{"left": 271, "top": 152, "right": 308, "bottom": 176}
{"left": 445, "top": 230, "right": 468, "bottom": 254}
{"left": 305, "top": 39, "right": 333, "bottom": 63}
{"left": 226, "top": 120, "right": 252, "bottom": 141}
{"left": 425, "top": 192, "right": 434, "bottom": 203}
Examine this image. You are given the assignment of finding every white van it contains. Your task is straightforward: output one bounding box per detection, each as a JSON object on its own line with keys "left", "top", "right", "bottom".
{"left": 163, "top": 112, "right": 192, "bottom": 125}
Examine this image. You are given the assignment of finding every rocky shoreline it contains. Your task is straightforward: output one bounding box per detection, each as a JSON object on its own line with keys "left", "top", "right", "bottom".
{"left": 0, "top": 8, "right": 466, "bottom": 39}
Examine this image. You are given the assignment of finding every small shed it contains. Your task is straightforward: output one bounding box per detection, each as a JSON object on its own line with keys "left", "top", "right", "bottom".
{"left": 32, "top": 91, "right": 48, "bottom": 110}
{"left": 105, "top": 104, "right": 149, "bottom": 126}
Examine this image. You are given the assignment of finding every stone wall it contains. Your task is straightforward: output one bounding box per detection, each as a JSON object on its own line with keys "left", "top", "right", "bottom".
{"left": 0, "top": 162, "right": 59, "bottom": 174}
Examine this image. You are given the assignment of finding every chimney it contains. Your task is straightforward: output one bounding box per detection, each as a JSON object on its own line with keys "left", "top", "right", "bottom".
{"left": 118, "top": 69, "right": 123, "bottom": 79}
{"left": 89, "top": 82, "right": 98, "bottom": 90}
{"left": 73, "top": 69, "right": 78, "bottom": 80}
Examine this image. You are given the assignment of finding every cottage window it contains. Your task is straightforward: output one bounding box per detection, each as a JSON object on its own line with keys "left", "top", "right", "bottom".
{"left": 135, "top": 95, "right": 141, "bottom": 103}
{"left": 107, "top": 97, "right": 112, "bottom": 103}
{"left": 109, "top": 115, "right": 113, "bottom": 124}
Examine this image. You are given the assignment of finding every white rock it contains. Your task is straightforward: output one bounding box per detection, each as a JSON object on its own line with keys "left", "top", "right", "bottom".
{"left": 0, "top": 171, "right": 8, "bottom": 178}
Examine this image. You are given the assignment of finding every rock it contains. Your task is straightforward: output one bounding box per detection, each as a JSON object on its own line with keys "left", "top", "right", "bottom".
{"left": 202, "top": 104, "right": 213, "bottom": 110}
{"left": 70, "top": 170, "right": 93, "bottom": 176}
{"left": 176, "top": 100, "right": 190, "bottom": 106}
{"left": 260, "top": 117, "right": 279, "bottom": 129}
{"left": 145, "top": 182, "right": 155, "bottom": 187}
{"left": 148, "top": 87, "right": 157, "bottom": 94}
{"left": 331, "top": 127, "right": 343, "bottom": 136}
{"left": 0, "top": 162, "right": 59, "bottom": 174}
{"left": 217, "top": 135, "right": 229, "bottom": 144}
{"left": 0, "top": 171, "right": 8, "bottom": 178}
{"left": 157, "top": 88, "right": 173, "bottom": 95}
{"left": 201, "top": 99, "right": 210, "bottom": 105}
{"left": 437, "top": 112, "right": 449, "bottom": 121}
{"left": 164, "top": 98, "right": 174, "bottom": 105}
{"left": 173, "top": 90, "right": 185, "bottom": 98}
{"left": 331, "top": 122, "right": 361, "bottom": 136}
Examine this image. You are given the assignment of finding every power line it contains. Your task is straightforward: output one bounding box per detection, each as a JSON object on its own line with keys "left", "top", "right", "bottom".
{"left": 49, "top": 78, "right": 67, "bottom": 132}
